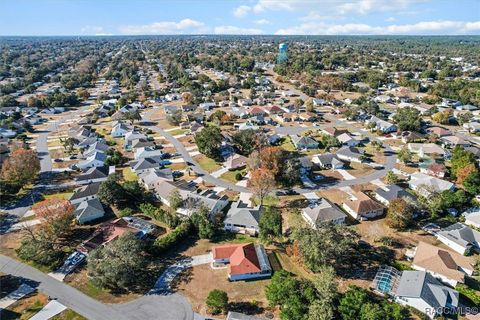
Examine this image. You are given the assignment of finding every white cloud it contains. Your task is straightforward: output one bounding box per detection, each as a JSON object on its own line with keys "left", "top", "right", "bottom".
{"left": 214, "top": 25, "right": 264, "bottom": 35}
{"left": 275, "top": 20, "right": 480, "bottom": 35}
{"left": 386, "top": 17, "right": 397, "bottom": 22}
{"left": 249, "top": 0, "right": 427, "bottom": 16}
{"left": 254, "top": 19, "right": 271, "bottom": 25}
{"left": 233, "top": 5, "right": 251, "bottom": 17}
{"left": 119, "top": 19, "right": 208, "bottom": 35}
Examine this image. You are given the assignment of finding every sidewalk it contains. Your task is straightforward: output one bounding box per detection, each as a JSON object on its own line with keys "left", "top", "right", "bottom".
{"left": 29, "top": 300, "right": 66, "bottom": 320}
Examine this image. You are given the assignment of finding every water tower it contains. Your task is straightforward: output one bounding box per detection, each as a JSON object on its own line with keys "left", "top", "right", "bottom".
{"left": 277, "top": 43, "right": 288, "bottom": 64}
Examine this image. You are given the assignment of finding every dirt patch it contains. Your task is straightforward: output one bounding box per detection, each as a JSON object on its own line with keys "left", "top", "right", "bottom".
{"left": 176, "top": 264, "right": 270, "bottom": 317}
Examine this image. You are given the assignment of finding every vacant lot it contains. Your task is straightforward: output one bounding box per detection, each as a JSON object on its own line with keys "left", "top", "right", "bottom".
{"left": 193, "top": 154, "right": 221, "bottom": 173}
{"left": 176, "top": 264, "right": 271, "bottom": 317}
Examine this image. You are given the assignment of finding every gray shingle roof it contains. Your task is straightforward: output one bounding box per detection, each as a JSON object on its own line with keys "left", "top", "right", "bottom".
{"left": 303, "top": 198, "right": 346, "bottom": 226}
{"left": 396, "top": 271, "right": 458, "bottom": 309}
{"left": 224, "top": 201, "right": 262, "bottom": 229}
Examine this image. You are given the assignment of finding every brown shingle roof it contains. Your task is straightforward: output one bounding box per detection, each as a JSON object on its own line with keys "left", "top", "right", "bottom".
{"left": 412, "top": 241, "right": 475, "bottom": 284}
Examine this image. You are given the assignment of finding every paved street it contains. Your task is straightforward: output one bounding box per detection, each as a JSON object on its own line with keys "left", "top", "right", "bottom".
{"left": 0, "top": 255, "right": 194, "bottom": 320}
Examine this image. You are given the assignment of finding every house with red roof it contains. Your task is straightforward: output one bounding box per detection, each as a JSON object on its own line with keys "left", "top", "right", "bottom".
{"left": 212, "top": 243, "right": 272, "bottom": 281}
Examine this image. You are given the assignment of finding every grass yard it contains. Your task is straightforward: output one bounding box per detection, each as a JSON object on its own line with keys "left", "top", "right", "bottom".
{"left": 194, "top": 155, "right": 221, "bottom": 173}
{"left": 122, "top": 167, "right": 139, "bottom": 182}
{"left": 168, "top": 128, "right": 188, "bottom": 136}
{"left": 51, "top": 310, "right": 88, "bottom": 320}
{"left": 0, "top": 291, "right": 48, "bottom": 320}
{"left": 219, "top": 168, "right": 246, "bottom": 183}
{"left": 279, "top": 137, "right": 296, "bottom": 152}
{"left": 43, "top": 191, "right": 74, "bottom": 201}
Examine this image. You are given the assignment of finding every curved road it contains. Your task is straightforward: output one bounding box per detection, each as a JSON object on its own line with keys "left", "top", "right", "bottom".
{"left": 143, "top": 110, "right": 397, "bottom": 195}
{"left": 0, "top": 255, "right": 194, "bottom": 320}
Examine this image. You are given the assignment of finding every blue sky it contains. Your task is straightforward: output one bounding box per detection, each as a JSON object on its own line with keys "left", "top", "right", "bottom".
{"left": 1, "top": 0, "right": 479, "bottom": 36}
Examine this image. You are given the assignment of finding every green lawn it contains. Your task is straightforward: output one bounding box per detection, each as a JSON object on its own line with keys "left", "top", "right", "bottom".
{"left": 219, "top": 168, "right": 246, "bottom": 183}
{"left": 168, "top": 128, "right": 188, "bottom": 136}
{"left": 122, "top": 167, "right": 139, "bottom": 182}
{"left": 43, "top": 191, "right": 74, "bottom": 201}
{"left": 195, "top": 155, "right": 221, "bottom": 173}
{"left": 51, "top": 310, "right": 87, "bottom": 320}
{"left": 280, "top": 137, "right": 296, "bottom": 152}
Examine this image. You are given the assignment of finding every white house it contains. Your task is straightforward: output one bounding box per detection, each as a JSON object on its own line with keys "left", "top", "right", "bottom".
{"left": 223, "top": 201, "right": 262, "bottom": 236}
{"left": 111, "top": 122, "right": 131, "bottom": 137}
{"left": 302, "top": 198, "right": 346, "bottom": 228}
{"left": 435, "top": 223, "right": 480, "bottom": 255}
{"left": 77, "top": 152, "right": 107, "bottom": 170}
{"left": 74, "top": 198, "right": 105, "bottom": 224}
{"left": 395, "top": 271, "right": 459, "bottom": 319}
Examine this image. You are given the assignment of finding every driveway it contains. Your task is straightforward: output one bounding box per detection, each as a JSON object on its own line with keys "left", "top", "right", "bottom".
{"left": 0, "top": 255, "right": 194, "bottom": 320}
{"left": 151, "top": 253, "right": 213, "bottom": 293}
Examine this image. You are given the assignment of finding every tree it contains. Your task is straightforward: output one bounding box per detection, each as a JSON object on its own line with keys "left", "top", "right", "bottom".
{"left": 259, "top": 206, "right": 282, "bottom": 243}
{"left": 17, "top": 198, "right": 75, "bottom": 268}
{"left": 249, "top": 168, "right": 275, "bottom": 206}
{"left": 386, "top": 198, "right": 413, "bottom": 230}
{"left": 305, "top": 98, "right": 314, "bottom": 112}
{"left": 259, "top": 146, "right": 283, "bottom": 176}
{"left": 294, "top": 98, "right": 304, "bottom": 113}
{"left": 397, "top": 147, "right": 412, "bottom": 164}
{"left": 265, "top": 270, "right": 298, "bottom": 306}
{"left": 169, "top": 189, "right": 183, "bottom": 210}
{"left": 32, "top": 198, "right": 75, "bottom": 235}
{"left": 97, "top": 174, "right": 125, "bottom": 206}
{"left": 122, "top": 110, "right": 141, "bottom": 125}
{"left": 0, "top": 148, "right": 40, "bottom": 188}
{"left": 166, "top": 109, "right": 183, "bottom": 125}
{"left": 247, "top": 150, "right": 262, "bottom": 171}
{"left": 360, "top": 303, "right": 383, "bottom": 320}
{"left": 87, "top": 232, "right": 148, "bottom": 291}
{"left": 231, "top": 129, "right": 257, "bottom": 156}
{"left": 456, "top": 163, "right": 476, "bottom": 185}
{"left": 392, "top": 107, "right": 421, "bottom": 132}
{"left": 195, "top": 126, "right": 223, "bottom": 160}
{"left": 385, "top": 172, "right": 399, "bottom": 185}
{"left": 338, "top": 285, "right": 369, "bottom": 320}
{"left": 432, "top": 109, "right": 452, "bottom": 124}
{"left": 463, "top": 170, "right": 480, "bottom": 195}
{"left": 294, "top": 224, "right": 359, "bottom": 271}
{"left": 321, "top": 134, "right": 340, "bottom": 150}
{"left": 59, "top": 137, "right": 78, "bottom": 154}
{"left": 307, "top": 266, "right": 337, "bottom": 320}
{"left": 206, "top": 289, "right": 228, "bottom": 314}
{"left": 450, "top": 147, "right": 476, "bottom": 178}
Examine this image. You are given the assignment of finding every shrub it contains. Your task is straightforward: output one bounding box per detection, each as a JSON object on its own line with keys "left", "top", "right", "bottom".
{"left": 119, "top": 207, "right": 134, "bottom": 217}
{"left": 152, "top": 221, "right": 191, "bottom": 253}
{"left": 235, "top": 172, "right": 243, "bottom": 181}
{"left": 206, "top": 289, "right": 228, "bottom": 314}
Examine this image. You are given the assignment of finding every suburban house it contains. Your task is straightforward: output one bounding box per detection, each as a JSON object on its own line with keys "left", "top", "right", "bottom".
{"left": 465, "top": 210, "right": 480, "bottom": 229}
{"left": 74, "top": 198, "right": 105, "bottom": 224}
{"left": 134, "top": 147, "right": 163, "bottom": 160}
{"left": 312, "top": 153, "right": 344, "bottom": 170}
{"left": 290, "top": 135, "right": 318, "bottom": 150}
{"left": 111, "top": 122, "right": 131, "bottom": 137}
{"left": 394, "top": 271, "right": 459, "bottom": 319}
{"left": 322, "top": 127, "right": 349, "bottom": 137}
{"left": 420, "top": 162, "right": 447, "bottom": 178}
{"left": 337, "top": 133, "right": 363, "bottom": 147}
{"left": 374, "top": 184, "right": 416, "bottom": 206}
{"left": 225, "top": 154, "right": 248, "bottom": 170}
{"left": 435, "top": 223, "right": 480, "bottom": 255}
{"left": 302, "top": 198, "right": 347, "bottom": 228}
{"left": 212, "top": 243, "right": 272, "bottom": 281}
{"left": 83, "top": 141, "right": 109, "bottom": 158}
{"left": 177, "top": 190, "right": 229, "bottom": 217}
{"left": 366, "top": 116, "right": 397, "bottom": 133}
{"left": 408, "top": 173, "right": 454, "bottom": 197}
{"left": 124, "top": 131, "right": 148, "bottom": 150}
{"left": 69, "top": 182, "right": 101, "bottom": 205}
{"left": 408, "top": 143, "right": 447, "bottom": 158}
{"left": 138, "top": 167, "right": 174, "bottom": 190}
{"left": 77, "top": 151, "right": 107, "bottom": 170}
{"left": 130, "top": 157, "right": 163, "bottom": 174}
{"left": 75, "top": 165, "right": 115, "bottom": 185}
{"left": 463, "top": 122, "right": 480, "bottom": 133}
{"left": 223, "top": 200, "right": 262, "bottom": 236}
{"left": 336, "top": 146, "right": 364, "bottom": 163}
{"left": 342, "top": 191, "right": 384, "bottom": 220}
{"left": 440, "top": 135, "right": 470, "bottom": 148}
{"left": 426, "top": 127, "right": 451, "bottom": 137}
{"left": 411, "top": 241, "right": 475, "bottom": 287}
